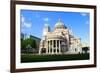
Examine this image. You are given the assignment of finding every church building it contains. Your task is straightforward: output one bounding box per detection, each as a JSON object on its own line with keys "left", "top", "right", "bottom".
{"left": 39, "top": 19, "right": 82, "bottom": 54}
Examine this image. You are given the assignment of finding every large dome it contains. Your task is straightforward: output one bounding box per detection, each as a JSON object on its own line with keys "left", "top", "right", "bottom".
{"left": 54, "top": 19, "right": 66, "bottom": 29}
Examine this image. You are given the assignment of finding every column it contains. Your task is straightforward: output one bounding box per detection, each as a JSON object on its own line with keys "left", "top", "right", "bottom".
{"left": 46, "top": 41, "right": 48, "bottom": 54}
{"left": 59, "top": 40, "right": 61, "bottom": 54}
{"left": 39, "top": 48, "right": 41, "bottom": 54}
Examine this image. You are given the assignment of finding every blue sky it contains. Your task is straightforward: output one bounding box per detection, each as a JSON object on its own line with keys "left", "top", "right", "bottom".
{"left": 21, "top": 9, "right": 90, "bottom": 45}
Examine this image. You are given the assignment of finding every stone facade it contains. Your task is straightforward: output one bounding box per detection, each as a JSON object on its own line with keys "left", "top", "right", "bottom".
{"left": 39, "top": 19, "right": 82, "bottom": 54}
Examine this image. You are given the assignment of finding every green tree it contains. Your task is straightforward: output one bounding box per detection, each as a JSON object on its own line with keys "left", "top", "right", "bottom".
{"left": 21, "top": 37, "right": 37, "bottom": 49}
{"left": 82, "top": 47, "right": 89, "bottom": 53}
{"left": 25, "top": 37, "right": 37, "bottom": 49}
{"left": 21, "top": 37, "right": 37, "bottom": 54}
{"left": 21, "top": 38, "right": 26, "bottom": 49}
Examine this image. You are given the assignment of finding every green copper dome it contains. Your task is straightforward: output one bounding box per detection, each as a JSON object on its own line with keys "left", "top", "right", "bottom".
{"left": 54, "top": 19, "right": 66, "bottom": 29}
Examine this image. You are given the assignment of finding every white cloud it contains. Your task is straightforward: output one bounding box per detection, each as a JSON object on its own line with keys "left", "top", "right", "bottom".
{"left": 44, "top": 17, "right": 50, "bottom": 22}
{"left": 80, "top": 13, "right": 87, "bottom": 16}
{"left": 21, "top": 16, "right": 32, "bottom": 28}
{"left": 23, "top": 22, "right": 32, "bottom": 28}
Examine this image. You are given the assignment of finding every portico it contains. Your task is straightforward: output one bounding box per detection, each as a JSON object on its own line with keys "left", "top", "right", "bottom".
{"left": 47, "top": 39, "right": 61, "bottom": 54}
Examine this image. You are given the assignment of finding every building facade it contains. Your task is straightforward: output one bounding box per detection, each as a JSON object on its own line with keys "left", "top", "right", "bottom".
{"left": 39, "top": 19, "right": 82, "bottom": 54}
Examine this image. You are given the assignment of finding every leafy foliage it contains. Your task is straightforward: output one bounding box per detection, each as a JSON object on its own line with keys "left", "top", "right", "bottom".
{"left": 21, "top": 37, "right": 37, "bottom": 50}
{"left": 82, "top": 47, "right": 89, "bottom": 53}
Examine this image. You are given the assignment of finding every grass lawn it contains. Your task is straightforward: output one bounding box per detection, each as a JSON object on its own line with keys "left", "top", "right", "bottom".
{"left": 21, "top": 53, "right": 89, "bottom": 63}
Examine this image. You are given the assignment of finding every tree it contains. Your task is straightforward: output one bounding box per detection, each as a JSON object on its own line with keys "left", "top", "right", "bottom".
{"left": 21, "top": 37, "right": 37, "bottom": 49}
{"left": 82, "top": 47, "right": 89, "bottom": 53}
{"left": 21, "top": 38, "right": 26, "bottom": 50}
{"left": 21, "top": 38, "right": 27, "bottom": 53}
{"left": 25, "top": 37, "right": 37, "bottom": 49}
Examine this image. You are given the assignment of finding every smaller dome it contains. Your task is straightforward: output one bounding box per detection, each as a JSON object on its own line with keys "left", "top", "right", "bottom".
{"left": 44, "top": 23, "right": 50, "bottom": 32}
{"left": 54, "top": 19, "right": 66, "bottom": 29}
